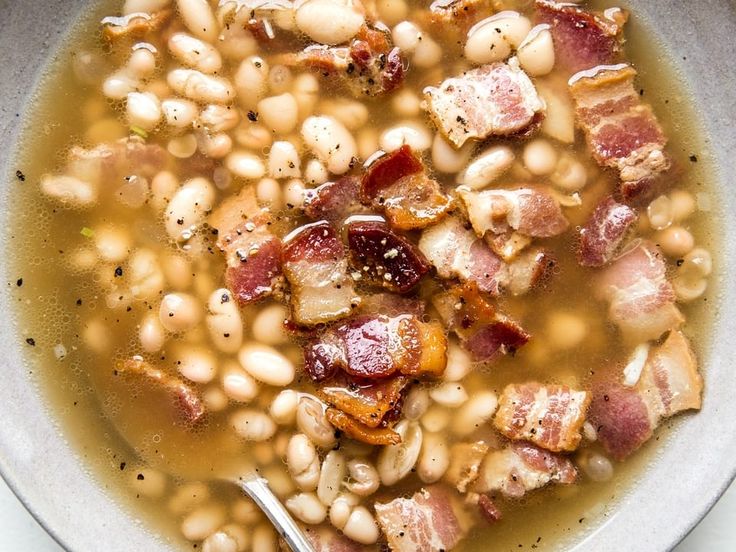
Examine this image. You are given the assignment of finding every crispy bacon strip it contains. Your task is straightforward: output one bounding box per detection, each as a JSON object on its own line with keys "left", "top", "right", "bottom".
{"left": 589, "top": 330, "right": 702, "bottom": 460}
{"left": 570, "top": 64, "right": 670, "bottom": 201}
{"left": 433, "top": 283, "right": 530, "bottom": 362}
{"left": 326, "top": 408, "right": 401, "bottom": 446}
{"left": 346, "top": 219, "right": 430, "bottom": 293}
{"left": 578, "top": 195, "right": 637, "bottom": 267}
{"left": 303, "top": 176, "right": 362, "bottom": 222}
{"left": 473, "top": 441, "right": 577, "bottom": 497}
{"left": 424, "top": 60, "right": 545, "bottom": 147}
{"left": 375, "top": 486, "right": 472, "bottom": 552}
{"left": 282, "top": 221, "right": 360, "bottom": 326}
{"left": 101, "top": 10, "right": 173, "bottom": 42}
{"left": 494, "top": 382, "right": 590, "bottom": 452}
{"left": 594, "top": 240, "right": 684, "bottom": 342}
{"left": 118, "top": 358, "right": 205, "bottom": 425}
{"left": 210, "top": 187, "right": 283, "bottom": 305}
{"left": 536, "top": 0, "right": 628, "bottom": 74}
{"left": 361, "top": 146, "right": 451, "bottom": 230}
{"left": 303, "top": 314, "right": 447, "bottom": 381}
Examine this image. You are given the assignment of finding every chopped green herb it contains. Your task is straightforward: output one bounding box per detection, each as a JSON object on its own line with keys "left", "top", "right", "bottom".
{"left": 130, "top": 125, "right": 149, "bottom": 139}
{"left": 80, "top": 227, "right": 95, "bottom": 238}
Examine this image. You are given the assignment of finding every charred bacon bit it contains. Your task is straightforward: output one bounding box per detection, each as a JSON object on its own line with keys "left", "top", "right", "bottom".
{"left": 569, "top": 64, "right": 670, "bottom": 202}
{"left": 375, "top": 486, "right": 472, "bottom": 552}
{"left": 433, "top": 283, "right": 530, "bottom": 362}
{"left": 494, "top": 382, "right": 590, "bottom": 452}
{"left": 578, "top": 195, "right": 637, "bottom": 267}
{"left": 292, "top": 25, "right": 405, "bottom": 98}
{"left": 361, "top": 146, "right": 452, "bottom": 230}
{"left": 589, "top": 330, "right": 702, "bottom": 460}
{"left": 536, "top": 0, "right": 628, "bottom": 74}
{"left": 325, "top": 408, "right": 401, "bottom": 446}
{"left": 477, "top": 495, "right": 503, "bottom": 524}
{"left": 473, "top": 441, "right": 578, "bottom": 497}
{"left": 210, "top": 187, "right": 283, "bottom": 305}
{"left": 319, "top": 374, "right": 410, "bottom": 428}
{"left": 302, "top": 314, "right": 447, "bottom": 381}
{"left": 101, "top": 10, "right": 173, "bottom": 42}
{"left": 594, "top": 241, "right": 684, "bottom": 342}
{"left": 459, "top": 186, "right": 570, "bottom": 241}
{"left": 282, "top": 221, "right": 360, "bottom": 326}
{"left": 346, "top": 219, "right": 430, "bottom": 293}
{"left": 424, "top": 60, "right": 545, "bottom": 148}
{"left": 303, "top": 176, "right": 362, "bottom": 222}
{"left": 445, "top": 441, "right": 489, "bottom": 492}
{"left": 419, "top": 217, "right": 507, "bottom": 295}
{"left": 118, "top": 358, "right": 205, "bottom": 425}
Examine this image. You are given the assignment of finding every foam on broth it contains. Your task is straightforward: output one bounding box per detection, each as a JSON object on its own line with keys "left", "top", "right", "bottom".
{"left": 4, "top": 0, "right": 719, "bottom": 550}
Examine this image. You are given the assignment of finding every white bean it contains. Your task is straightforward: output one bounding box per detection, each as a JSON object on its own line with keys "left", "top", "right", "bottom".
{"left": 550, "top": 154, "right": 587, "bottom": 191}
{"left": 181, "top": 503, "right": 226, "bottom": 541}
{"left": 443, "top": 341, "right": 473, "bottom": 382}
{"left": 429, "top": 382, "right": 468, "bottom": 408}
{"left": 168, "top": 481, "right": 210, "bottom": 514}
{"left": 128, "top": 249, "right": 165, "bottom": 299}
{"left": 292, "top": 72, "right": 320, "bottom": 119}
{"left": 126, "top": 92, "right": 162, "bottom": 131}
{"left": 523, "top": 139, "right": 558, "bottom": 176}
{"left": 420, "top": 405, "right": 450, "bottom": 433}
{"left": 256, "top": 177, "right": 283, "bottom": 209}
{"left": 139, "top": 313, "right": 166, "bottom": 353}
{"left": 329, "top": 493, "right": 359, "bottom": 529}
{"left": 345, "top": 459, "right": 379, "bottom": 496}
{"left": 40, "top": 175, "right": 96, "bottom": 207}
{"left": 517, "top": 25, "right": 555, "bottom": 76}
{"left": 230, "top": 409, "right": 277, "bottom": 441}
{"left": 343, "top": 506, "right": 380, "bottom": 545}
{"left": 413, "top": 35, "right": 442, "bottom": 68}
{"left": 95, "top": 225, "right": 130, "bottom": 263}
{"left": 647, "top": 195, "right": 673, "bottom": 230}
{"left": 417, "top": 432, "right": 450, "bottom": 483}
{"left": 301, "top": 116, "right": 356, "bottom": 175}
{"left": 391, "top": 88, "right": 421, "bottom": 118}
{"left": 128, "top": 467, "right": 168, "bottom": 498}
{"left": 202, "top": 531, "right": 238, "bottom": 552}
{"left": 164, "top": 177, "right": 216, "bottom": 241}
{"left": 287, "top": 434, "right": 321, "bottom": 491}
{"left": 159, "top": 292, "right": 202, "bottom": 333}
{"left": 258, "top": 93, "right": 299, "bottom": 135}
{"left": 226, "top": 151, "right": 266, "bottom": 180}
{"left": 537, "top": 81, "right": 575, "bottom": 144}
{"left": 673, "top": 276, "right": 708, "bottom": 302}
{"left": 457, "top": 145, "right": 515, "bottom": 189}
{"left": 168, "top": 69, "right": 235, "bottom": 104}
{"left": 151, "top": 171, "right": 179, "bottom": 211}
{"left": 304, "top": 158, "right": 329, "bottom": 186}
{"left": 203, "top": 386, "right": 229, "bottom": 412}
{"left": 235, "top": 123, "right": 272, "bottom": 150}
{"left": 317, "top": 450, "right": 346, "bottom": 506}
{"left": 206, "top": 288, "right": 243, "bottom": 353}
{"left": 200, "top": 104, "right": 240, "bottom": 133}
{"left": 270, "top": 389, "right": 299, "bottom": 425}
{"left": 581, "top": 452, "right": 614, "bottom": 482}
{"left": 238, "top": 343, "right": 295, "bottom": 386}
{"left": 235, "top": 57, "right": 270, "bottom": 110}
{"left": 221, "top": 360, "right": 259, "bottom": 403}
{"left": 465, "top": 13, "right": 531, "bottom": 64}
{"left": 176, "top": 345, "right": 217, "bottom": 383}
{"left": 251, "top": 524, "right": 277, "bottom": 552}
{"left": 176, "top": 0, "right": 218, "bottom": 43}
{"left": 377, "top": 420, "right": 423, "bottom": 486}
{"left": 162, "top": 98, "right": 198, "bottom": 129}
{"left": 268, "top": 64, "right": 293, "bottom": 95}
{"left": 380, "top": 121, "right": 432, "bottom": 152}
{"left": 268, "top": 141, "right": 301, "bottom": 179}
{"left": 169, "top": 32, "right": 222, "bottom": 74}
{"left": 376, "top": 0, "right": 407, "bottom": 25}
{"left": 391, "top": 21, "right": 422, "bottom": 53}
{"left": 168, "top": 134, "right": 198, "bottom": 158}
{"left": 198, "top": 131, "right": 233, "bottom": 158}
{"left": 547, "top": 311, "right": 587, "bottom": 350}
{"left": 403, "top": 387, "right": 430, "bottom": 421}
{"left": 655, "top": 225, "right": 695, "bottom": 257}
{"left": 295, "top": 0, "right": 365, "bottom": 45}
{"left": 670, "top": 189, "right": 697, "bottom": 221}
{"left": 431, "top": 134, "right": 474, "bottom": 175}
{"left": 103, "top": 71, "right": 137, "bottom": 101}
{"left": 252, "top": 303, "right": 289, "bottom": 345}
{"left": 296, "top": 396, "right": 337, "bottom": 448}
{"left": 451, "top": 391, "right": 498, "bottom": 437}
{"left": 357, "top": 128, "right": 379, "bottom": 160}
{"left": 124, "top": 0, "right": 170, "bottom": 15}
{"left": 161, "top": 252, "right": 192, "bottom": 290}
{"left": 283, "top": 178, "right": 306, "bottom": 209}
{"left": 221, "top": 524, "right": 249, "bottom": 552}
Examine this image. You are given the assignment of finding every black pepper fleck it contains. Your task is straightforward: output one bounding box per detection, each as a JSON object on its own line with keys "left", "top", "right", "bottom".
{"left": 247, "top": 110, "right": 258, "bottom": 122}
{"left": 16, "top": 278, "right": 23, "bottom": 287}
{"left": 689, "top": 154, "right": 698, "bottom": 163}
{"left": 136, "top": 473, "right": 145, "bottom": 480}
{"left": 26, "top": 338, "right": 36, "bottom": 346}
{"left": 114, "top": 266, "right": 123, "bottom": 277}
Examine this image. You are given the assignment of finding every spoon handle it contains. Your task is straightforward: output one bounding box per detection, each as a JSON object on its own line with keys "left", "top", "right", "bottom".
{"left": 237, "top": 474, "right": 316, "bottom": 552}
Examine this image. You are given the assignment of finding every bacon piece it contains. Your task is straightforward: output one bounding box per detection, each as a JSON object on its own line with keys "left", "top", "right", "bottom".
{"left": 569, "top": 64, "right": 670, "bottom": 201}
{"left": 361, "top": 146, "right": 451, "bottom": 230}
{"left": 589, "top": 330, "right": 702, "bottom": 460}
{"left": 477, "top": 494, "right": 502, "bottom": 524}
{"left": 326, "top": 408, "right": 401, "bottom": 445}
{"left": 444, "top": 441, "right": 489, "bottom": 492}
{"left": 101, "top": 10, "right": 173, "bottom": 42}
{"left": 473, "top": 441, "right": 577, "bottom": 497}
{"left": 505, "top": 248, "right": 557, "bottom": 296}
{"left": 292, "top": 26, "right": 404, "bottom": 98}
{"left": 424, "top": 60, "right": 545, "bottom": 148}
{"left": 578, "top": 195, "right": 637, "bottom": 267}
{"left": 494, "top": 382, "right": 590, "bottom": 452}
{"left": 346, "top": 219, "right": 430, "bottom": 293}
{"left": 210, "top": 188, "right": 283, "bottom": 305}
{"left": 319, "top": 374, "right": 410, "bottom": 428}
{"left": 303, "top": 176, "right": 362, "bottom": 222}
{"left": 594, "top": 241, "right": 684, "bottom": 342}
{"left": 375, "top": 486, "right": 472, "bottom": 552}
{"left": 536, "top": 1, "right": 628, "bottom": 74}
{"left": 282, "top": 221, "right": 360, "bottom": 326}
{"left": 433, "top": 283, "right": 529, "bottom": 362}
{"left": 459, "top": 187, "right": 569, "bottom": 240}
{"left": 118, "top": 358, "right": 205, "bottom": 425}
{"left": 303, "top": 314, "right": 447, "bottom": 382}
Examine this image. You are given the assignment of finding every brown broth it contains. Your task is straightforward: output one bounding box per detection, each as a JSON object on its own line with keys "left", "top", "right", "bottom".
{"left": 5, "top": 0, "right": 720, "bottom": 550}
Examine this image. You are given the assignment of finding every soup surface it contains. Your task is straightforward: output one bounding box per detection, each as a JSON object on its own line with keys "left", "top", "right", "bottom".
{"left": 7, "top": 0, "right": 718, "bottom": 550}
